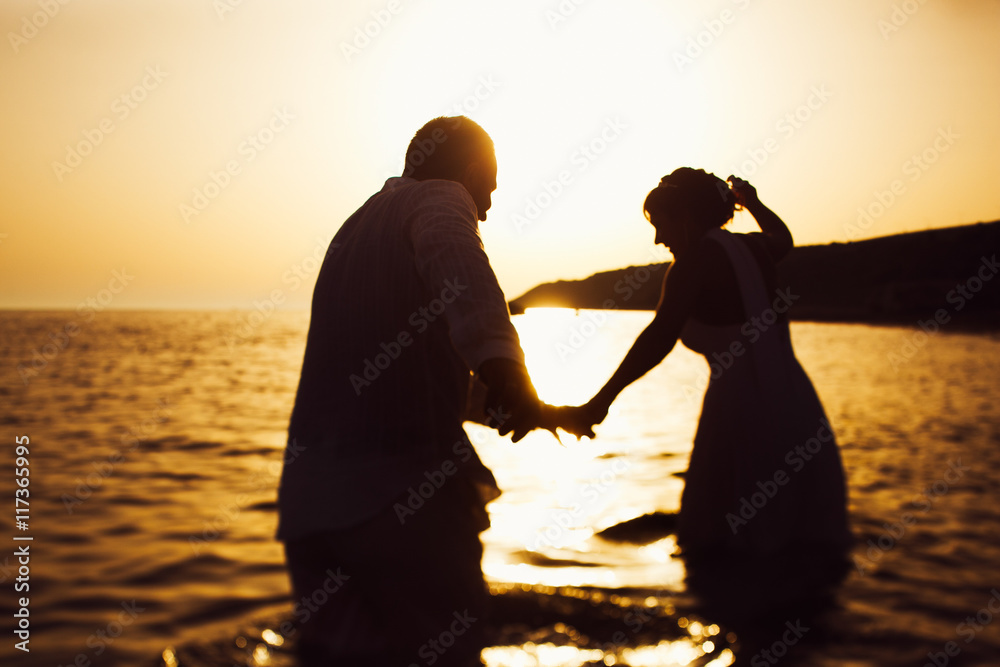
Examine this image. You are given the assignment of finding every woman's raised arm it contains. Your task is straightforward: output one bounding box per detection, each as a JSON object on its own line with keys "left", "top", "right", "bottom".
{"left": 729, "top": 176, "right": 794, "bottom": 261}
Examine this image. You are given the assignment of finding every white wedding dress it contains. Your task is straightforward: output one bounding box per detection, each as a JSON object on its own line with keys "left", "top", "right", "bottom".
{"left": 677, "top": 229, "right": 851, "bottom": 561}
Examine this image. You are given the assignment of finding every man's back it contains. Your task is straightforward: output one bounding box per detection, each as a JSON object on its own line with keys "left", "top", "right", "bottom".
{"left": 278, "top": 176, "right": 523, "bottom": 540}
{"left": 276, "top": 117, "right": 541, "bottom": 667}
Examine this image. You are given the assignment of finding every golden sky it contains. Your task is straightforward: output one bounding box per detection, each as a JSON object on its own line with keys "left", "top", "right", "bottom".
{"left": 1, "top": 0, "right": 998, "bottom": 309}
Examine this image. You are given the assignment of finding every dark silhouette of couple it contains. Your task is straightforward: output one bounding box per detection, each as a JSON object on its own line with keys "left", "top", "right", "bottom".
{"left": 276, "top": 116, "right": 851, "bottom": 666}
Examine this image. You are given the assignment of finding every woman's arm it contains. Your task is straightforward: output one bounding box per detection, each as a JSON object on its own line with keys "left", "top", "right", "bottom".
{"left": 729, "top": 176, "right": 794, "bottom": 261}
{"left": 585, "top": 253, "right": 704, "bottom": 419}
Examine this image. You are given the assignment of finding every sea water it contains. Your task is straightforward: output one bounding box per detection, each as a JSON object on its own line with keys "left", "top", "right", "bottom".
{"left": 1, "top": 309, "right": 999, "bottom": 666}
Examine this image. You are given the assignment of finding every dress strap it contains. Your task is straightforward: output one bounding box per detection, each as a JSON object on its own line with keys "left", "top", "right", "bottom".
{"left": 704, "top": 229, "right": 790, "bottom": 393}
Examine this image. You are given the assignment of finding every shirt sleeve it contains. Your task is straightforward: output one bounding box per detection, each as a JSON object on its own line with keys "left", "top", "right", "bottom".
{"left": 409, "top": 180, "right": 526, "bottom": 372}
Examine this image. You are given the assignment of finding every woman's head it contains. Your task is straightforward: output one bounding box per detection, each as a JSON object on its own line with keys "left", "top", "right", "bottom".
{"left": 643, "top": 168, "right": 737, "bottom": 254}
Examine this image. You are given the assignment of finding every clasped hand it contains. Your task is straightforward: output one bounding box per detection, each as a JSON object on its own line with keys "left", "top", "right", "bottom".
{"left": 532, "top": 402, "right": 605, "bottom": 441}
{"left": 477, "top": 359, "right": 607, "bottom": 442}
{"left": 487, "top": 397, "right": 607, "bottom": 442}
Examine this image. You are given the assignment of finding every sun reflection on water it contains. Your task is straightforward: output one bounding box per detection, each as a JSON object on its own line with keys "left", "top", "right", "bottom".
{"left": 515, "top": 307, "right": 620, "bottom": 406}
{"left": 473, "top": 310, "right": 738, "bottom": 666}
{"left": 482, "top": 637, "right": 734, "bottom": 667}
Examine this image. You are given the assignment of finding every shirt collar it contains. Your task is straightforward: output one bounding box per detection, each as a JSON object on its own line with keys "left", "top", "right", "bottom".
{"left": 381, "top": 176, "right": 416, "bottom": 192}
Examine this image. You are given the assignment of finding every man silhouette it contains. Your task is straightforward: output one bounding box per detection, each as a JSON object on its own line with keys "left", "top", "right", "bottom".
{"left": 276, "top": 116, "right": 543, "bottom": 666}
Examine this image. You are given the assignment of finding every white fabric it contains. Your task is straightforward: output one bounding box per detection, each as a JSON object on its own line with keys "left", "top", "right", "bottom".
{"left": 677, "top": 229, "right": 851, "bottom": 556}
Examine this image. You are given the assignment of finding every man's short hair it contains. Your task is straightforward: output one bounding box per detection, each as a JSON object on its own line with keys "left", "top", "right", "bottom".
{"left": 402, "top": 116, "right": 494, "bottom": 181}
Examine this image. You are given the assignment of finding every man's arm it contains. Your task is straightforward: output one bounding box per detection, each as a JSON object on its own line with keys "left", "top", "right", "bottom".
{"left": 409, "top": 181, "right": 540, "bottom": 441}
{"left": 476, "top": 357, "right": 540, "bottom": 442}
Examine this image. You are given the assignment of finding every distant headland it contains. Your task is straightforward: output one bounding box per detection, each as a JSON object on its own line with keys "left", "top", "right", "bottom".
{"left": 509, "top": 220, "right": 1000, "bottom": 329}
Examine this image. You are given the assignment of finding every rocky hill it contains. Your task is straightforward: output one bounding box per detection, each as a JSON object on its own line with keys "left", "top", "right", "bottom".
{"left": 510, "top": 220, "right": 1000, "bottom": 328}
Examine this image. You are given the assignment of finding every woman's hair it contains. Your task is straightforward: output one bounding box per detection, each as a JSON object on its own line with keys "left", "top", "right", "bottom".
{"left": 643, "top": 168, "right": 737, "bottom": 231}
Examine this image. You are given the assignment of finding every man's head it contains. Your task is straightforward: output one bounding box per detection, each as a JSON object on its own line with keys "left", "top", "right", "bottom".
{"left": 403, "top": 116, "right": 497, "bottom": 221}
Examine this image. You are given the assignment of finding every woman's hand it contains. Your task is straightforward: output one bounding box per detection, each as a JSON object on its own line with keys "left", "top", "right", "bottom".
{"left": 543, "top": 400, "right": 609, "bottom": 440}
{"left": 727, "top": 174, "right": 794, "bottom": 259}
{"left": 727, "top": 175, "right": 759, "bottom": 208}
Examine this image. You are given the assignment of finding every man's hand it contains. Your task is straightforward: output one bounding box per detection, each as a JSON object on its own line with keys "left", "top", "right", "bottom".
{"left": 477, "top": 358, "right": 542, "bottom": 443}
{"left": 540, "top": 401, "right": 606, "bottom": 440}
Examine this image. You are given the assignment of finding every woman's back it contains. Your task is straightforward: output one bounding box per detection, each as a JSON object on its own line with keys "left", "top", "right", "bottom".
{"left": 677, "top": 229, "right": 851, "bottom": 561}
{"left": 687, "top": 232, "right": 787, "bottom": 327}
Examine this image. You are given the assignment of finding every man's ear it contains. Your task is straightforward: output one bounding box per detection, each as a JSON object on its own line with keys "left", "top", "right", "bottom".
{"left": 457, "top": 161, "right": 484, "bottom": 200}
{"left": 462, "top": 160, "right": 484, "bottom": 185}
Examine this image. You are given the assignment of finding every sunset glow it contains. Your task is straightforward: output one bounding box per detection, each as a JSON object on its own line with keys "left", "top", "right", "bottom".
{"left": 2, "top": 0, "right": 998, "bottom": 309}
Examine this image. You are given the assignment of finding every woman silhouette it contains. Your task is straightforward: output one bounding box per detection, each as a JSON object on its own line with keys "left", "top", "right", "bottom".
{"left": 569, "top": 168, "right": 851, "bottom": 567}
